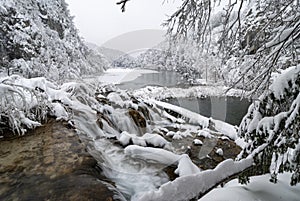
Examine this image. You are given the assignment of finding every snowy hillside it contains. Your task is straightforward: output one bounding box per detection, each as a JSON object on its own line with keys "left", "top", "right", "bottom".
{"left": 86, "top": 42, "right": 125, "bottom": 63}
{"left": 0, "top": 0, "right": 107, "bottom": 80}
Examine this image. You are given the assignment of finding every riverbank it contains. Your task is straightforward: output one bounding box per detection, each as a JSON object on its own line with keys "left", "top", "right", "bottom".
{"left": 133, "top": 85, "right": 246, "bottom": 100}
{"left": 0, "top": 119, "right": 124, "bottom": 201}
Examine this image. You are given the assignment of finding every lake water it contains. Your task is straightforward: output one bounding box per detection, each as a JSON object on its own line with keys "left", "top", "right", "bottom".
{"left": 117, "top": 70, "right": 187, "bottom": 90}
{"left": 116, "top": 69, "right": 251, "bottom": 126}
{"left": 166, "top": 97, "right": 250, "bottom": 126}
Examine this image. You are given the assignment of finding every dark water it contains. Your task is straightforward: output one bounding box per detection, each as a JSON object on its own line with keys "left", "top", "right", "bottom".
{"left": 117, "top": 70, "right": 186, "bottom": 90}
{"left": 166, "top": 97, "right": 251, "bottom": 126}
{"left": 117, "top": 69, "right": 251, "bottom": 126}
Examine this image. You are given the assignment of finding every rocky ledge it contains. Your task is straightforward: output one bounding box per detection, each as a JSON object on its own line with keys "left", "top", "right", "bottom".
{"left": 0, "top": 119, "right": 124, "bottom": 201}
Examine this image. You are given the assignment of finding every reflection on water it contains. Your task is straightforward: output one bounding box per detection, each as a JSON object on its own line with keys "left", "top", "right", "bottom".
{"left": 117, "top": 69, "right": 251, "bottom": 126}
{"left": 166, "top": 97, "right": 251, "bottom": 126}
{"left": 117, "top": 70, "right": 186, "bottom": 90}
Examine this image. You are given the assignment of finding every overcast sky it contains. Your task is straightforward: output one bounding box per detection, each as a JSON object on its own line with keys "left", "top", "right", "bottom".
{"left": 65, "top": 0, "right": 181, "bottom": 48}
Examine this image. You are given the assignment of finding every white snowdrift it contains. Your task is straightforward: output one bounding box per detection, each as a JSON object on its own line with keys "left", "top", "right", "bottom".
{"left": 134, "top": 158, "right": 253, "bottom": 201}
{"left": 200, "top": 173, "right": 300, "bottom": 201}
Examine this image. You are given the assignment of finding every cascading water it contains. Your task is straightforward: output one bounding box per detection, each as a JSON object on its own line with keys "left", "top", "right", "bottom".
{"left": 65, "top": 78, "right": 244, "bottom": 201}
{"left": 71, "top": 90, "right": 174, "bottom": 200}
{"left": 92, "top": 138, "right": 169, "bottom": 200}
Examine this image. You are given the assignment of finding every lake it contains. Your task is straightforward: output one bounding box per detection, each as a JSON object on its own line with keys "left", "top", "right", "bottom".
{"left": 114, "top": 69, "right": 251, "bottom": 126}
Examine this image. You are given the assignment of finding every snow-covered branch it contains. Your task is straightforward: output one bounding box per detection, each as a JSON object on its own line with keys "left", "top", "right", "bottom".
{"left": 164, "top": 0, "right": 300, "bottom": 95}
{"left": 134, "top": 158, "right": 253, "bottom": 201}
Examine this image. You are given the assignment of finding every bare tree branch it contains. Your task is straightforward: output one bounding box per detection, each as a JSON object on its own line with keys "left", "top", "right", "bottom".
{"left": 116, "top": 0, "right": 130, "bottom": 12}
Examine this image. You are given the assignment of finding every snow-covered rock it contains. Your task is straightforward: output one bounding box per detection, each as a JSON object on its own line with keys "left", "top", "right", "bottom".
{"left": 193, "top": 139, "right": 203, "bottom": 145}
{"left": 215, "top": 148, "right": 223, "bottom": 156}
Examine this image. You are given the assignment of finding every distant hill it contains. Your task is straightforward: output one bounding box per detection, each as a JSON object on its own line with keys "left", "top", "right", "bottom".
{"left": 86, "top": 42, "right": 125, "bottom": 63}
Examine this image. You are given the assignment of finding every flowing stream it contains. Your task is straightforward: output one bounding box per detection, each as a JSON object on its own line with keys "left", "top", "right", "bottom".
{"left": 81, "top": 68, "right": 251, "bottom": 200}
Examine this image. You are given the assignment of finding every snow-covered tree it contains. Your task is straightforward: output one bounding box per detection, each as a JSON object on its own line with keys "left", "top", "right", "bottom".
{"left": 0, "top": 0, "right": 107, "bottom": 80}
{"left": 163, "top": 0, "right": 300, "bottom": 93}
{"left": 112, "top": 54, "right": 139, "bottom": 68}
{"left": 239, "top": 65, "right": 300, "bottom": 185}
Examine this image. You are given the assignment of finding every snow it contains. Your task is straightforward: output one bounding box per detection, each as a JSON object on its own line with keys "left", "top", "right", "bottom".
{"left": 151, "top": 100, "right": 210, "bottom": 128}
{"left": 215, "top": 148, "right": 223, "bottom": 156}
{"left": 286, "top": 93, "right": 300, "bottom": 127}
{"left": 211, "top": 119, "right": 238, "bottom": 140}
{"left": 19, "top": 111, "right": 41, "bottom": 129}
{"left": 2, "top": 71, "right": 297, "bottom": 201}
{"left": 263, "top": 18, "right": 300, "bottom": 50}
{"left": 0, "top": 0, "right": 106, "bottom": 80}
{"left": 193, "top": 139, "right": 203, "bottom": 145}
{"left": 142, "top": 133, "right": 170, "bottom": 147}
{"left": 172, "top": 132, "right": 183, "bottom": 140}
{"left": 200, "top": 173, "right": 300, "bottom": 201}
{"left": 0, "top": 73, "right": 252, "bottom": 200}
{"left": 134, "top": 85, "right": 245, "bottom": 100}
{"left": 134, "top": 158, "right": 253, "bottom": 201}
{"left": 270, "top": 65, "right": 300, "bottom": 99}
{"left": 197, "top": 129, "right": 213, "bottom": 138}
{"left": 124, "top": 145, "right": 200, "bottom": 177}
{"left": 234, "top": 137, "right": 247, "bottom": 149}
{"left": 0, "top": 1, "right": 298, "bottom": 200}
{"left": 119, "top": 132, "right": 170, "bottom": 147}
{"left": 50, "top": 102, "right": 69, "bottom": 120}
{"left": 151, "top": 100, "right": 239, "bottom": 140}
{"left": 238, "top": 64, "right": 300, "bottom": 182}
{"left": 175, "top": 154, "right": 201, "bottom": 176}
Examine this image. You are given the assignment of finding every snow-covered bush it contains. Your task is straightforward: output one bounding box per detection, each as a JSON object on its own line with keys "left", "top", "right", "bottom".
{"left": 0, "top": 75, "right": 51, "bottom": 135}
{"left": 0, "top": 74, "right": 101, "bottom": 136}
